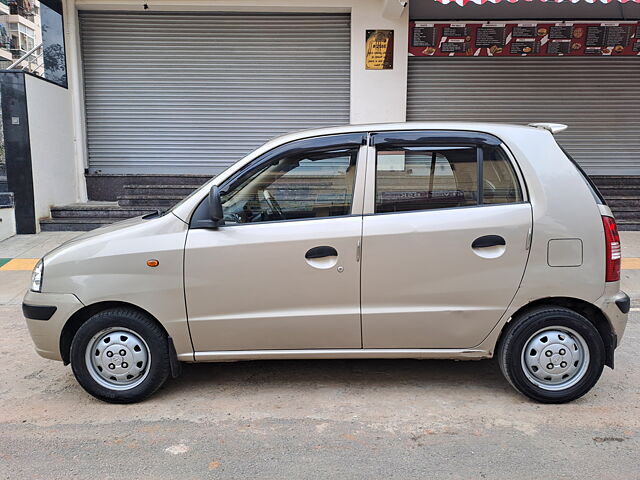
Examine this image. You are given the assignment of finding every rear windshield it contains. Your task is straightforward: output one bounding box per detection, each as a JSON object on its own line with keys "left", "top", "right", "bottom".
{"left": 558, "top": 145, "right": 606, "bottom": 205}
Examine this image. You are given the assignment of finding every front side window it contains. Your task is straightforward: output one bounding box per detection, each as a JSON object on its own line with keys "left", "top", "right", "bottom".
{"left": 375, "top": 143, "right": 522, "bottom": 214}
{"left": 220, "top": 148, "right": 358, "bottom": 224}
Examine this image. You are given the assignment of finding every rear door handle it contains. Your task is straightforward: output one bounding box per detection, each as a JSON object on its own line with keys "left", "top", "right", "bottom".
{"left": 472, "top": 235, "right": 506, "bottom": 249}
{"left": 305, "top": 246, "right": 338, "bottom": 259}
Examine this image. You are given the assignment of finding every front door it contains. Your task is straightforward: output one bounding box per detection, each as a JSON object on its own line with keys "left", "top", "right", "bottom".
{"left": 185, "top": 134, "right": 366, "bottom": 352}
{"left": 361, "top": 131, "right": 532, "bottom": 349}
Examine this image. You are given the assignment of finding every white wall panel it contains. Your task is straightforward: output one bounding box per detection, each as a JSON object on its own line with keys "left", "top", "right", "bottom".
{"left": 25, "top": 74, "right": 79, "bottom": 226}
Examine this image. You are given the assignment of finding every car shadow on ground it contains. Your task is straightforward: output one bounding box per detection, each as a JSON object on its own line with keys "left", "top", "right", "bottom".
{"left": 155, "top": 357, "right": 518, "bottom": 400}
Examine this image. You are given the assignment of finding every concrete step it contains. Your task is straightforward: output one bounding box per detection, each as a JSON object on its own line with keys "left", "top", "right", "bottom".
{"left": 118, "top": 195, "right": 182, "bottom": 207}
{"left": 611, "top": 214, "right": 640, "bottom": 222}
{"left": 51, "top": 203, "right": 159, "bottom": 219}
{"left": 591, "top": 176, "right": 640, "bottom": 188}
{"left": 617, "top": 219, "right": 640, "bottom": 231}
{"left": 122, "top": 184, "right": 201, "bottom": 197}
{"left": 612, "top": 213, "right": 640, "bottom": 222}
{"left": 597, "top": 185, "right": 640, "bottom": 194}
{"left": 610, "top": 201, "right": 640, "bottom": 208}
{"left": 39, "top": 217, "right": 118, "bottom": 232}
{"left": 86, "top": 174, "right": 211, "bottom": 201}
{"left": 609, "top": 204, "right": 640, "bottom": 212}
{"left": 606, "top": 197, "right": 640, "bottom": 208}
{"left": 0, "top": 191, "right": 14, "bottom": 207}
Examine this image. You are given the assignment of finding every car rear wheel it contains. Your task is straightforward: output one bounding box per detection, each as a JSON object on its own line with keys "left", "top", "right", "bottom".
{"left": 70, "top": 308, "right": 170, "bottom": 403}
{"left": 498, "top": 306, "right": 605, "bottom": 403}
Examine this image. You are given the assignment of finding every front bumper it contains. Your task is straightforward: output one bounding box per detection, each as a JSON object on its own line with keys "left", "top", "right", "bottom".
{"left": 23, "top": 290, "right": 84, "bottom": 361}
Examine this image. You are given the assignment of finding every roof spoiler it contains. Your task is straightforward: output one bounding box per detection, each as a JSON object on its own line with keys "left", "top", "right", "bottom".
{"left": 528, "top": 123, "right": 568, "bottom": 135}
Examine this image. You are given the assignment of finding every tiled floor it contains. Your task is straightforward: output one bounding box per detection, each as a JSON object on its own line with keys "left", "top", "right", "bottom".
{"left": 0, "top": 232, "right": 82, "bottom": 305}
{"left": 0, "top": 231, "right": 81, "bottom": 259}
{"left": 0, "top": 258, "right": 39, "bottom": 270}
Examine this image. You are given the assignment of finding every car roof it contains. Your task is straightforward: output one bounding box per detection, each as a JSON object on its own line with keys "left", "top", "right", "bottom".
{"left": 265, "top": 122, "right": 544, "bottom": 149}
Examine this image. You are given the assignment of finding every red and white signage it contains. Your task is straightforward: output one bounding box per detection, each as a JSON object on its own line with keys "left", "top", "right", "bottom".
{"left": 409, "top": 21, "right": 640, "bottom": 57}
{"left": 436, "top": 0, "right": 640, "bottom": 5}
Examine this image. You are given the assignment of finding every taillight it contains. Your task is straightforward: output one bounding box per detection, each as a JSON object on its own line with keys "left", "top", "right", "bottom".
{"left": 602, "top": 216, "right": 621, "bottom": 282}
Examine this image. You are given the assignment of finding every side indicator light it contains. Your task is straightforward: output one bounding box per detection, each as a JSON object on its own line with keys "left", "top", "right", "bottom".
{"left": 147, "top": 259, "right": 160, "bottom": 267}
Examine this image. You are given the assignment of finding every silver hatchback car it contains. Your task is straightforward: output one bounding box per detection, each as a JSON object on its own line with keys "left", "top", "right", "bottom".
{"left": 23, "top": 122, "right": 629, "bottom": 404}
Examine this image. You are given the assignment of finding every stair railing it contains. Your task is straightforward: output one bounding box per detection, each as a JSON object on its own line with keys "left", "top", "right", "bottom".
{"left": 7, "top": 42, "right": 43, "bottom": 73}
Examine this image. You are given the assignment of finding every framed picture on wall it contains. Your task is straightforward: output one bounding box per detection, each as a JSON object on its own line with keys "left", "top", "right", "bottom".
{"left": 366, "top": 29, "right": 394, "bottom": 69}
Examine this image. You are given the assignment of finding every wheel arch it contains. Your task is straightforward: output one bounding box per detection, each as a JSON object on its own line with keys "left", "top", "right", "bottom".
{"left": 498, "top": 296, "right": 616, "bottom": 368}
{"left": 59, "top": 301, "right": 170, "bottom": 366}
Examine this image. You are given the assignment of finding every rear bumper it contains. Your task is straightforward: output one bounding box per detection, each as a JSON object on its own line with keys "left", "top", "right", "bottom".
{"left": 596, "top": 286, "right": 630, "bottom": 347}
{"left": 23, "top": 290, "right": 84, "bottom": 361}
{"left": 615, "top": 293, "right": 630, "bottom": 314}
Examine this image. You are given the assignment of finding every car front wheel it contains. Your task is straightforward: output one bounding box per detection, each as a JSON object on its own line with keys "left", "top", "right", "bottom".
{"left": 70, "top": 308, "right": 170, "bottom": 403}
{"left": 498, "top": 306, "right": 605, "bottom": 403}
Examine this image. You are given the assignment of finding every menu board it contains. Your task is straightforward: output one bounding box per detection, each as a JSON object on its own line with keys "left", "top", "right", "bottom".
{"left": 549, "top": 25, "right": 573, "bottom": 40}
{"left": 442, "top": 25, "right": 469, "bottom": 37}
{"left": 510, "top": 39, "right": 540, "bottom": 55}
{"left": 441, "top": 40, "right": 469, "bottom": 53}
{"left": 547, "top": 40, "right": 571, "bottom": 55}
{"left": 512, "top": 25, "right": 537, "bottom": 38}
{"left": 409, "top": 21, "right": 640, "bottom": 57}
{"left": 475, "top": 26, "right": 506, "bottom": 48}
{"left": 412, "top": 24, "right": 437, "bottom": 47}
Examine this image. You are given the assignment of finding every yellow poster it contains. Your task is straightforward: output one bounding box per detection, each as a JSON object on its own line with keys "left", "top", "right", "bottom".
{"left": 365, "top": 30, "right": 394, "bottom": 70}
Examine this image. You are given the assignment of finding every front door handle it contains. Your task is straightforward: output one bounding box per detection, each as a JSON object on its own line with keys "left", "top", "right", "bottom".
{"left": 305, "top": 246, "right": 338, "bottom": 259}
{"left": 472, "top": 235, "right": 506, "bottom": 249}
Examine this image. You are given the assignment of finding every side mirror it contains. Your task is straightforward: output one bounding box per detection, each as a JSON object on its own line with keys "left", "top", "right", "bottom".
{"left": 208, "top": 185, "right": 225, "bottom": 227}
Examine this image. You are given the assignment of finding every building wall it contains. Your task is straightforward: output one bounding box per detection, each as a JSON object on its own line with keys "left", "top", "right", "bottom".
{"left": 25, "top": 74, "right": 78, "bottom": 224}
{"left": 350, "top": 0, "right": 408, "bottom": 124}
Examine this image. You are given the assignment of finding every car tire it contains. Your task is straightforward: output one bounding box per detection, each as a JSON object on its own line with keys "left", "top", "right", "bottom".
{"left": 70, "top": 307, "right": 170, "bottom": 404}
{"left": 498, "top": 306, "right": 605, "bottom": 404}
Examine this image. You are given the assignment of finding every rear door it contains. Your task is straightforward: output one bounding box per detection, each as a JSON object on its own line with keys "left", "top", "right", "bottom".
{"left": 361, "top": 131, "right": 532, "bottom": 349}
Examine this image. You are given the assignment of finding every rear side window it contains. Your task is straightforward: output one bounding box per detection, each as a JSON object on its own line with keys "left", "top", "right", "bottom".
{"left": 375, "top": 144, "right": 522, "bottom": 214}
{"left": 483, "top": 146, "right": 523, "bottom": 205}
{"left": 376, "top": 147, "right": 477, "bottom": 213}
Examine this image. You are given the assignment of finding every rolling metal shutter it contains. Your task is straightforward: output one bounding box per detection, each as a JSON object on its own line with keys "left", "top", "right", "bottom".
{"left": 79, "top": 13, "right": 351, "bottom": 174}
{"left": 407, "top": 57, "right": 640, "bottom": 175}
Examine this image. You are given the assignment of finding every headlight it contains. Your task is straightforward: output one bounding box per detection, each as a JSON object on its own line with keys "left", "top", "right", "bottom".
{"left": 31, "top": 259, "right": 43, "bottom": 292}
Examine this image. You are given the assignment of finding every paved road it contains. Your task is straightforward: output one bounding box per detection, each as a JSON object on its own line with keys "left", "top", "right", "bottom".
{"left": 1, "top": 232, "right": 640, "bottom": 479}
{"left": 1, "top": 301, "right": 639, "bottom": 479}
